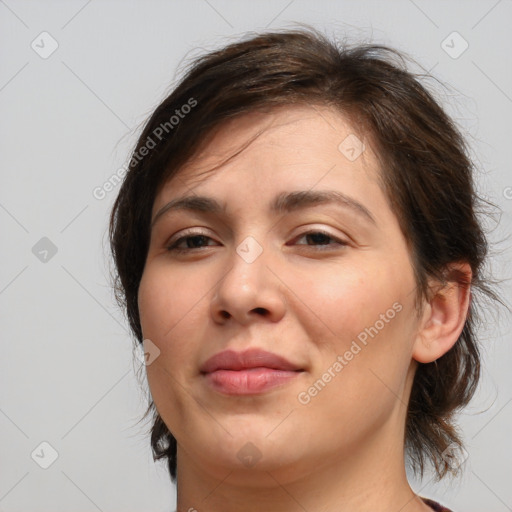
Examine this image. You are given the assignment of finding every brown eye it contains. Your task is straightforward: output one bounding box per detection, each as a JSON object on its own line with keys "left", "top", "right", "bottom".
{"left": 293, "top": 230, "right": 348, "bottom": 250}
{"left": 166, "top": 233, "right": 218, "bottom": 252}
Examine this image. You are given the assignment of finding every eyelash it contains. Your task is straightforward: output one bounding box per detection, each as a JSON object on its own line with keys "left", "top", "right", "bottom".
{"left": 166, "top": 229, "right": 348, "bottom": 253}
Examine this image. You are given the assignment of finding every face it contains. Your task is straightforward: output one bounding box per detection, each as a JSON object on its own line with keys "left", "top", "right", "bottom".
{"left": 138, "top": 104, "right": 422, "bottom": 482}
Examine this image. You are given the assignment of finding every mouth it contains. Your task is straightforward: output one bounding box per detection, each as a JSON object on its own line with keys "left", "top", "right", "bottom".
{"left": 200, "top": 348, "right": 304, "bottom": 395}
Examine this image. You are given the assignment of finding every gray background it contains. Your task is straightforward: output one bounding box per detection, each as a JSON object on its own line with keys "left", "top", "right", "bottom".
{"left": 1, "top": 1, "right": 511, "bottom": 511}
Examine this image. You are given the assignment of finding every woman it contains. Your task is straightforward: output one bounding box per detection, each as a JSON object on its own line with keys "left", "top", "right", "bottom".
{"left": 109, "top": 27, "right": 496, "bottom": 511}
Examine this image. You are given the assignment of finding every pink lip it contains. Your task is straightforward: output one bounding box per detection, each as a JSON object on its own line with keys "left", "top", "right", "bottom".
{"left": 200, "top": 348, "right": 304, "bottom": 395}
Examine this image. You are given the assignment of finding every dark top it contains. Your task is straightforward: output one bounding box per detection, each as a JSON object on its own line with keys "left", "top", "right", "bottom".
{"left": 423, "top": 497, "right": 453, "bottom": 511}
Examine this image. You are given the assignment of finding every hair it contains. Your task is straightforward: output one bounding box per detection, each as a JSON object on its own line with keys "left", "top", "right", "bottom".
{"left": 109, "top": 25, "right": 500, "bottom": 483}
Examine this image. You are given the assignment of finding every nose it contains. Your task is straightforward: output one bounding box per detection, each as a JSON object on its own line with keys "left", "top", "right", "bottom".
{"left": 210, "top": 239, "right": 286, "bottom": 325}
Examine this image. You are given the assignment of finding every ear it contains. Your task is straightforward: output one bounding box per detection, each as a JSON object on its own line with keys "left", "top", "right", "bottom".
{"left": 412, "top": 262, "right": 472, "bottom": 364}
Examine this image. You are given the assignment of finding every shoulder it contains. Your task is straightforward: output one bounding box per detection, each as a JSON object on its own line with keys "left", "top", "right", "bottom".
{"left": 422, "top": 497, "right": 454, "bottom": 512}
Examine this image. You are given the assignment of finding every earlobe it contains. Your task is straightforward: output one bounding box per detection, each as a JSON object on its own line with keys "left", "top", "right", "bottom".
{"left": 412, "top": 263, "right": 472, "bottom": 364}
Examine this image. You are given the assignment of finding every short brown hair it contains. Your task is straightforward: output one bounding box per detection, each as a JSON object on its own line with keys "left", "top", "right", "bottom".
{"left": 109, "top": 26, "right": 499, "bottom": 482}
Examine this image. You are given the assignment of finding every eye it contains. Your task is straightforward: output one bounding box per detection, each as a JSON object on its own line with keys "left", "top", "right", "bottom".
{"left": 166, "top": 231, "right": 219, "bottom": 253}
{"left": 292, "top": 229, "right": 348, "bottom": 250}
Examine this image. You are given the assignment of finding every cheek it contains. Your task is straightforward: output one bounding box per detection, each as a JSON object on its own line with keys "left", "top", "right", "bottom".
{"left": 297, "top": 279, "right": 415, "bottom": 442}
{"left": 138, "top": 262, "right": 208, "bottom": 341}
{"left": 137, "top": 263, "right": 215, "bottom": 395}
{"left": 292, "top": 258, "right": 404, "bottom": 345}
{"left": 138, "top": 265, "right": 208, "bottom": 426}
{"left": 294, "top": 256, "right": 416, "bottom": 393}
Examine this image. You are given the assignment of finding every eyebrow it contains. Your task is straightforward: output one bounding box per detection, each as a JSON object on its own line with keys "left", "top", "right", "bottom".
{"left": 151, "top": 189, "right": 376, "bottom": 228}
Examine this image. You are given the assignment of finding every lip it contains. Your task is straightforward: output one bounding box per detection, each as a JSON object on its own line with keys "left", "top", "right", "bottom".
{"left": 200, "top": 348, "right": 301, "bottom": 373}
{"left": 200, "top": 348, "right": 304, "bottom": 395}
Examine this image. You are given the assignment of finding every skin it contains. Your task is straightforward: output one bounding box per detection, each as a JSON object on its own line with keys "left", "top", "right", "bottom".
{"left": 137, "top": 104, "right": 471, "bottom": 512}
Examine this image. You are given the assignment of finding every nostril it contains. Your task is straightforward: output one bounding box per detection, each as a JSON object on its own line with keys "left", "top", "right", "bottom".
{"left": 220, "top": 311, "right": 231, "bottom": 319}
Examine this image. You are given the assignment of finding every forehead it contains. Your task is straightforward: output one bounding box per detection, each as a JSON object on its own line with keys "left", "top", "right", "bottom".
{"left": 154, "top": 103, "right": 381, "bottom": 208}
